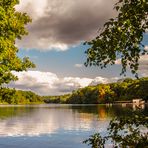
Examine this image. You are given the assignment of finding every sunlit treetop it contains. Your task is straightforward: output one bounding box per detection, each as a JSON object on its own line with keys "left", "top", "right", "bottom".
{"left": 85, "top": 0, "right": 148, "bottom": 77}
{"left": 0, "top": 0, "right": 35, "bottom": 85}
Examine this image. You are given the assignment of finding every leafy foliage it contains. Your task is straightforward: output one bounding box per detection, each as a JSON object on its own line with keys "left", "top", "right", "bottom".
{"left": 0, "top": 0, "right": 35, "bottom": 85}
{"left": 85, "top": 0, "right": 148, "bottom": 77}
{"left": 43, "top": 94, "right": 71, "bottom": 104}
{"left": 84, "top": 111, "right": 148, "bottom": 147}
{"left": 83, "top": 133, "right": 105, "bottom": 148}
{"left": 0, "top": 88, "right": 43, "bottom": 104}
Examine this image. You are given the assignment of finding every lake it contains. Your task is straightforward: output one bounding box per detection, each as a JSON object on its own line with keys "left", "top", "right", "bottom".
{"left": 0, "top": 104, "right": 147, "bottom": 148}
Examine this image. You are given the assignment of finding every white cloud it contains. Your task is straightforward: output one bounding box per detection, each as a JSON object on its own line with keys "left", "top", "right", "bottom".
{"left": 115, "top": 55, "right": 148, "bottom": 76}
{"left": 16, "top": 0, "right": 116, "bottom": 51}
{"left": 138, "top": 55, "right": 148, "bottom": 76}
{"left": 63, "top": 77, "right": 92, "bottom": 88}
{"left": 16, "top": 0, "right": 48, "bottom": 21}
{"left": 90, "top": 77, "right": 110, "bottom": 86}
{"left": 12, "top": 71, "right": 58, "bottom": 88}
{"left": 90, "top": 77, "right": 119, "bottom": 86}
{"left": 115, "top": 58, "right": 121, "bottom": 65}
{"left": 8, "top": 71, "right": 119, "bottom": 96}
{"left": 74, "top": 64, "right": 83, "bottom": 68}
{"left": 144, "top": 45, "right": 148, "bottom": 51}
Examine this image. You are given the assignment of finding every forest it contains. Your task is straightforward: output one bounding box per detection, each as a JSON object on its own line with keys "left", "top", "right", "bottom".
{"left": 0, "top": 77, "right": 147, "bottom": 104}
{"left": 0, "top": 88, "right": 43, "bottom": 104}
{"left": 43, "top": 77, "right": 148, "bottom": 104}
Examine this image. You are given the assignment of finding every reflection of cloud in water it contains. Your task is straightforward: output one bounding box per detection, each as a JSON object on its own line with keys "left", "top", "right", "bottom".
{"left": 0, "top": 107, "right": 109, "bottom": 137}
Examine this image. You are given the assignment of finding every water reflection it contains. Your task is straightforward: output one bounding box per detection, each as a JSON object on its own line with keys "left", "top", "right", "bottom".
{"left": 0, "top": 105, "right": 108, "bottom": 137}
{"left": 0, "top": 104, "right": 147, "bottom": 137}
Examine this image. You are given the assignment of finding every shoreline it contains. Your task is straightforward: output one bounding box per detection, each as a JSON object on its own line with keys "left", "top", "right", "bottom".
{"left": 0, "top": 102, "right": 147, "bottom": 106}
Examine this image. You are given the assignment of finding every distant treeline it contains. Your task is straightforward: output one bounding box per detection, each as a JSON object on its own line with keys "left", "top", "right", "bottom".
{"left": 0, "top": 77, "right": 147, "bottom": 104}
{"left": 0, "top": 88, "right": 43, "bottom": 104}
{"left": 43, "top": 77, "right": 148, "bottom": 104}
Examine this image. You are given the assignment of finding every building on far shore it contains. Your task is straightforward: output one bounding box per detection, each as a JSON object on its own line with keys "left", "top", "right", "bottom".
{"left": 132, "top": 99, "right": 145, "bottom": 110}
{"left": 114, "top": 99, "right": 146, "bottom": 110}
{"left": 132, "top": 99, "right": 145, "bottom": 105}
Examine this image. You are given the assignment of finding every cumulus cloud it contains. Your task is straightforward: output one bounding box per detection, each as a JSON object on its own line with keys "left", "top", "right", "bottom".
{"left": 16, "top": 0, "right": 116, "bottom": 51}
{"left": 8, "top": 71, "right": 119, "bottom": 96}
{"left": 138, "top": 55, "right": 148, "bottom": 76}
{"left": 9, "top": 71, "right": 92, "bottom": 95}
{"left": 144, "top": 45, "right": 148, "bottom": 51}
{"left": 74, "top": 64, "right": 83, "bottom": 68}
{"left": 115, "top": 55, "right": 148, "bottom": 76}
{"left": 90, "top": 77, "right": 119, "bottom": 86}
{"left": 16, "top": 0, "right": 48, "bottom": 20}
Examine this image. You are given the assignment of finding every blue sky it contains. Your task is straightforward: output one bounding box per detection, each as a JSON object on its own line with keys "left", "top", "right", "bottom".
{"left": 9, "top": 0, "right": 148, "bottom": 95}
{"left": 18, "top": 44, "right": 132, "bottom": 78}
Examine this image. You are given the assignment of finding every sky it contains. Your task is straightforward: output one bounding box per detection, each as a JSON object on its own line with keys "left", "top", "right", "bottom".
{"left": 8, "top": 0, "right": 148, "bottom": 96}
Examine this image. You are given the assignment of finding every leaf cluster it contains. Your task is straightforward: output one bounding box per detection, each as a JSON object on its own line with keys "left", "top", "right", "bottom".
{"left": 0, "top": 0, "right": 35, "bottom": 85}
{"left": 85, "top": 0, "right": 148, "bottom": 77}
{"left": 84, "top": 112, "right": 148, "bottom": 147}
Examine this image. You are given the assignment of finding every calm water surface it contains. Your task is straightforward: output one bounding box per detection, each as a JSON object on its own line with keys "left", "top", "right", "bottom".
{"left": 0, "top": 104, "right": 147, "bottom": 148}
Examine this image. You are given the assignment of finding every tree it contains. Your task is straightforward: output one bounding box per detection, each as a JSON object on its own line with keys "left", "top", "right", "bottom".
{"left": 0, "top": 0, "right": 35, "bottom": 86}
{"left": 84, "top": 112, "right": 148, "bottom": 147}
{"left": 84, "top": 0, "right": 148, "bottom": 146}
{"left": 85, "top": 0, "right": 148, "bottom": 77}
